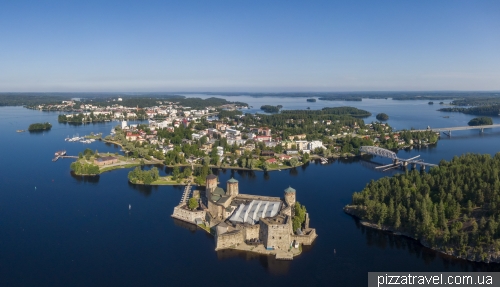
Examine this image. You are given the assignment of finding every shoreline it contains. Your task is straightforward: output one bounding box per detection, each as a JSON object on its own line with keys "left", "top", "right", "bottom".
{"left": 343, "top": 205, "right": 500, "bottom": 264}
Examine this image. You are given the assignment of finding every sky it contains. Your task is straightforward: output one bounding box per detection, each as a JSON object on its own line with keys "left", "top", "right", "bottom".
{"left": 1, "top": 0, "right": 499, "bottom": 92}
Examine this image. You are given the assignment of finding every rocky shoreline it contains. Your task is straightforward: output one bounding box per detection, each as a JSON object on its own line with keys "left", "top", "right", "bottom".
{"left": 344, "top": 205, "right": 500, "bottom": 264}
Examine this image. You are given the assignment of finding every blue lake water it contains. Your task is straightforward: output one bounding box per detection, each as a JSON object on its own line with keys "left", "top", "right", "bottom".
{"left": 1, "top": 99, "right": 500, "bottom": 287}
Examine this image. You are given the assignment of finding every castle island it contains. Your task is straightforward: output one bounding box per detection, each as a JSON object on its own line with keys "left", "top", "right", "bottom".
{"left": 172, "top": 175, "right": 317, "bottom": 260}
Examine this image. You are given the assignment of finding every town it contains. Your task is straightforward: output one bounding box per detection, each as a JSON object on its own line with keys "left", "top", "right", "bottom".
{"left": 62, "top": 97, "right": 441, "bottom": 180}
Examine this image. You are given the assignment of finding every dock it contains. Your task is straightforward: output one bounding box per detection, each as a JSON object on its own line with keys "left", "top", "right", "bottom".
{"left": 275, "top": 252, "right": 294, "bottom": 260}
{"left": 52, "top": 155, "right": 78, "bottom": 162}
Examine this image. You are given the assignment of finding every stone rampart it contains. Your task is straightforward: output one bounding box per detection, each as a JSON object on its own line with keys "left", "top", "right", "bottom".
{"left": 291, "top": 228, "right": 317, "bottom": 245}
{"left": 171, "top": 205, "right": 206, "bottom": 224}
{"left": 215, "top": 230, "right": 244, "bottom": 250}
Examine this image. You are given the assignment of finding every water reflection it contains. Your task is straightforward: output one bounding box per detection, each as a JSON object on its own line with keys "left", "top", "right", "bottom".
{"left": 70, "top": 171, "right": 100, "bottom": 183}
{"left": 352, "top": 216, "right": 500, "bottom": 272}
{"left": 216, "top": 249, "right": 291, "bottom": 275}
{"left": 172, "top": 218, "right": 198, "bottom": 233}
{"left": 127, "top": 181, "right": 161, "bottom": 197}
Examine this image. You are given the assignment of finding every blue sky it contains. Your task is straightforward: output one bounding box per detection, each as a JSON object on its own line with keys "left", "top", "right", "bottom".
{"left": 1, "top": 0, "right": 499, "bottom": 92}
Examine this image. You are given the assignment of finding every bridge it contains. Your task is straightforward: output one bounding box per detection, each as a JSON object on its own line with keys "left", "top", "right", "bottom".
{"left": 359, "top": 146, "right": 438, "bottom": 171}
{"left": 410, "top": 124, "right": 500, "bottom": 136}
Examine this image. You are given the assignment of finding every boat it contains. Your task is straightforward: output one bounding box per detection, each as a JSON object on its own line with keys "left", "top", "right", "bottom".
{"left": 16, "top": 130, "right": 25, "bottom": 133}
{"left": 54, "top": 150, "right": 66, "bottom": 156}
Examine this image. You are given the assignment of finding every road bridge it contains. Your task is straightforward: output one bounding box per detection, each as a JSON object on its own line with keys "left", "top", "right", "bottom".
{"left": 359, "top": 146, "right": 437, "bottom": 171}
{"left": 410, "top": 124, "right": 500, "bottom": 136}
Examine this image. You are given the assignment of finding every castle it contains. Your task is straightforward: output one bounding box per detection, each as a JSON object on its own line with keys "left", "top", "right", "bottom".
{"left": 172, "top": 174, "right": 317, "bottom": 258}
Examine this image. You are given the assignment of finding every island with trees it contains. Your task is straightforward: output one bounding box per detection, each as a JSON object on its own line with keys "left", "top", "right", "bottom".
{"left": 376, "top": 113, "right": 389, "bottom": 121}
{"left": 306, "top": 98, "right": 316, "bottom": 102}
{"left": 345, "top": 153, "right": 500, "bottom": 263}
{"left": 468, "top": 117, "right": 493, "bottom": 126}
{"left": 260, "top": 105, "right": 283, "bottom": 113}
{"left": 28, "top": 122, "right": 52, "bottom": 131}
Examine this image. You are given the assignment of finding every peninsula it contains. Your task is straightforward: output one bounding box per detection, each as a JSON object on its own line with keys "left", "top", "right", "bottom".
{"left": 171, "top": 175, "right": 317, "bottom": 260}
{"left": 345, "top": 153, "right": 500, "bottom": 263}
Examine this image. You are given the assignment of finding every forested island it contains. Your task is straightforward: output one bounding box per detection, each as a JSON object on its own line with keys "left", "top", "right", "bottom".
{"left": 468, "top": 117, "right": 493, "bottom": 126}
{"left": 306, "top": 98, "right": 316, "bottom": 102}
{"left": 376, "top": 113, "right": 389, "bottom": 121}
{"left": 345, "top": 153, "right": 500, "bottom": 263}
{"left": 260, "top": 105, "right": 283, "bottom": 113}
{"left": 318, "top": 97, "right": 362, "bottom": 101}
{"left": 28, "top": 122, "right": 52, "bottom": 131}
{"left": 439, "top": 105, "right": 500, "bottom": 116}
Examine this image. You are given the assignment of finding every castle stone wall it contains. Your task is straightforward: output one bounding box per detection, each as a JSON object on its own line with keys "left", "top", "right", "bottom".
{"left": 243, "top": 224, "right": 260, "bottom": 240}
{"left": 259, "top": 218, "right": 292, "bottom": 250}
{"left": 291, "top": 229, "right": 317, "bottom": 245}
{"left": 207, "top": 201, "right": 224, "bottom": 220}
{"left": 171, "top": 206, "right": 206, "bottom": 224}
{"left": 215, "top": 230, "right": 244, "bottom": 250}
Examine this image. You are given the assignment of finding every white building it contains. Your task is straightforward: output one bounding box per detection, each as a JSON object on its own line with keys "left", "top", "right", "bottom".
{"left": 226, "top": 128, "right": 240, "bottom": 136}
{"left": 308, "top": 140, "right": 325, "bottom": 151}
{"left": 217, "top": 146, "right": 224, "bottom": 157}
{"left": 121, "top": 120, "right": 128, "bottom": 129}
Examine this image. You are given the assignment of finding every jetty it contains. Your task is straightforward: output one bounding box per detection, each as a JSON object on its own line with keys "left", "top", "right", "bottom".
{"left": 52, "top": 150, "right": 78, "bottom": 161}
{"left": 275, "top": 252, "right": 294, "bottom": 260}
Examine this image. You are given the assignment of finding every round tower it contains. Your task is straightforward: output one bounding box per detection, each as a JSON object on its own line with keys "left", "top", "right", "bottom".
{"left": 206, "top": 174, "right": 218, "bottom": 193}
{"left": 284, "top": 186, "right": 296, "bottom": 207}
{"left": 227, "top": 177, "right": 239, "bottom": 196}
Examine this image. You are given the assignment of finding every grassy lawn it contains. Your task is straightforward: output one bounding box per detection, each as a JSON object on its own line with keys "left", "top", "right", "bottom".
{"left": 99, "top": 163, "right": 140, "bottom": 173}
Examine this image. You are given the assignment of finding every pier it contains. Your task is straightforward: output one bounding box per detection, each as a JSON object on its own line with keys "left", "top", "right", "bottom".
{"left": 180, "top": 182, "right": 192, "bottom": 204}
{"left": 275, "top": 252, "right": 294, "bottom": 260}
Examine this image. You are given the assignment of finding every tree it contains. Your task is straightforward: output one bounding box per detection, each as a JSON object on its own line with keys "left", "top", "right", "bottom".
{"left": 376, "top": 113, "right": 389, "bottom": 121}
{"left": 172, "top": 166, "right": 180, "bottom": 180}
{"left": 188, "top": 197, "right": 199, "bottom": 211}
{"left": 302, "top": 153, "right": 310, "bottom": 163}
{"left": 183, "top": 167, "right": 192, "bottom": 178}
{"left": 289, "top": 158, "right": 299, "bottom": 167}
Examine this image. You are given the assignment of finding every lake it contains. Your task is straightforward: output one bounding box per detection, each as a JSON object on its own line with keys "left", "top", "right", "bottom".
{"left": 1, "top": 98, "right": 500, "bottom": 287}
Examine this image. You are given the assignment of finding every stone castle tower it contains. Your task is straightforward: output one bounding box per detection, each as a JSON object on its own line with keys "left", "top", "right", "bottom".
{"left": 206, "top": 174, "right": 218, "bottom": 194}
{"left": 226, "top": 177, "right": 239, "bottom": 196}
{"left": 284, "top": 186, "right": 296, "bottom": 207}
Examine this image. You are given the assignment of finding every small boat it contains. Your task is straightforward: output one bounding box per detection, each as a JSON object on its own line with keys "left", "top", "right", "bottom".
{"left": 16, "top": 130, "right": 25, "bottom": 133}
{"left": 129, "top": 204, "right": 131, "bottom": 210}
